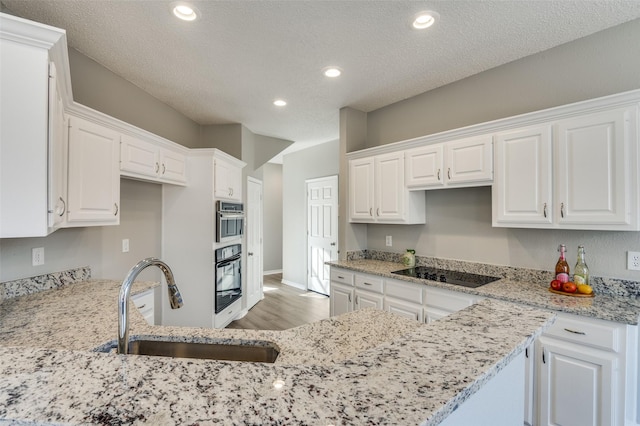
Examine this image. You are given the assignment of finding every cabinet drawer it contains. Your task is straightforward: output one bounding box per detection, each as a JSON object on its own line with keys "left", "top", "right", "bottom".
{"left": 385, "top": 297, "right": 424, "bottom": 322}
{"left": 385, "top": 278, "right": 424, "bottom": 304}
{"left": 543, "top": 314, "right": 622, "bottom": 353}
{"left": 131, "top": 289, "right": 154, "bottom": 311}
{"left": 331, "top": 269, "right": 354, "bottom": 285}
{"left": 355, "top": 274, "right": 384, "bottom": 294}
{"left": 424, "top": 286, "right": 477, "bottom": 312}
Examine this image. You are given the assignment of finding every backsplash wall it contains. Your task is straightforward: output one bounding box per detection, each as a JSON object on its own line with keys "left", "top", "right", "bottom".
{"left": 366, "top": 187, "right": 640, "bottom": 281}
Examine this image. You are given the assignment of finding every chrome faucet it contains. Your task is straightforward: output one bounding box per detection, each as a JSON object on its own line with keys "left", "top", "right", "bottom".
{"left": 118, "top": 258, "right": 183, "bottom": 354}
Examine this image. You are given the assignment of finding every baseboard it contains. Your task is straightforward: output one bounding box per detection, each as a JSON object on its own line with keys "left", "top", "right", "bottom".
{"left": 263, "top": 269, "right": 282, "bottom": 275}
{"left": 281, "top": 279, "right": 306, "bottom": 291}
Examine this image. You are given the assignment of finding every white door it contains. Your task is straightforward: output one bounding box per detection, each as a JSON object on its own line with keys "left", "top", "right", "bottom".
{"left": 246, "top": 177, "right": 263, "bottom": 310}
{"left": 307, "top": 175, "right": 338, "bottom": 295}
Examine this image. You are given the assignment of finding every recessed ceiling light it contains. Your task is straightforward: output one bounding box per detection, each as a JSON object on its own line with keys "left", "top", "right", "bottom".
{"left": 412, "top": 11, "right": 439, "bottom": 29}
{"left": 171, "top": 2, "right": 199, "bottom": 21}
{"left": 323, "top": 67, "right": 342, "bottom": 78}
{"left": 274, "top": 99, "right": 287, "bottom": 107}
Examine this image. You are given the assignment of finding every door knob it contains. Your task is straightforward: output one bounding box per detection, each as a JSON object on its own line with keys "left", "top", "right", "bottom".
{"left": 330, "top": 242, "right": 336, "bottom": 246}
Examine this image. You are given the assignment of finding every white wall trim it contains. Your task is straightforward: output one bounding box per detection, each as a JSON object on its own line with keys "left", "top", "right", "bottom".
{"left": 281, "top": 279, "right": 306, "bottom": 291}
{"left": 264, "top": 269, "right": 282, "bottom": 275}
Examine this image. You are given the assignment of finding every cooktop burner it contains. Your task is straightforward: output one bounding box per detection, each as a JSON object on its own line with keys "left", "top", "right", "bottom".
{"left": 391, "top": 266, "right": 500, "bottom": 288}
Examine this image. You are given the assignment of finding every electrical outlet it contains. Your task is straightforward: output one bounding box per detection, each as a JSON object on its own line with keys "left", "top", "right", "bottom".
{"left": 122, "top": 239, "right": 130, "bottom": 253}
{"left": 628, "top": 251, "right": 640, "bottom": 271}
{"left": 32, "top": 247, "right": 44, "bottom": 266}
{"left": 385, "top": 236, "right": 392, "bottom": 247}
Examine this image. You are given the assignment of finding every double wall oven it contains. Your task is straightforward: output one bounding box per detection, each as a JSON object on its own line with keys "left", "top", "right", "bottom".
{"left": 215, "top": 243, "right": 242, "bottom": 314}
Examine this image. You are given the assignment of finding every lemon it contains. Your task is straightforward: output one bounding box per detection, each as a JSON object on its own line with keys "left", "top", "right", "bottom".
{"left": 577, "top": 284, "right": 593, "bottom": 295}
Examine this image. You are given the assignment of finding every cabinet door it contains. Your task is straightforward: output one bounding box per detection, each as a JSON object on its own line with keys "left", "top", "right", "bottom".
{"left": 375, "top": 152, "right": 404, "bottom": 221}
{"left": 493, "top": 125, "right": 553, "bottom": 227}
{"left": 355, "top": 289, "right": 384, "bottom": 311}
{"left": 47, "top": 62, "right": 68, "bottom": 230}
{"left": 349, "top": 157, "right": 375, "bottom": 221}
{"left": 405, "top": 144, "right": 444, "bottom": 188}
{"left": 67, "top": 116, "right": 120, "bottom": 225}
{"left": 384, "top": 297, "right": 424, "bottom": 322}
{"left": 524, "top": 343, "right": 536, "bottom": 426}
{"left": 214, "top": 158, "right": 242, "bottom": 200}
{"left": 330, "top": 282, "right": 353, "bottom": 316}
{"left": 120, "top": 134, "right": 160, "bottom": 178}
{"left": 538, "top": 337, "right": 616, "bottom": 426}
{"left": 555, "top": 107, "right": 637, "bottom": 229}
{"left": 159, "top": 148, "right": 187, "bottom": 185}
{"left": 445, "top": 135, "right": 493, "bottom": 185}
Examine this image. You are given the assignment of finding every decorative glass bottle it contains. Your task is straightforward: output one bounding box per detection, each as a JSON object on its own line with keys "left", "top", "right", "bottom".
{"left": 401, "top": 249, "right": 416, "bottom": 268}
{"left": 573, "top": 245, "right": 590, "bottom": 285}
{"left": 555, "top": 244, "right": 570, "bottom": 283}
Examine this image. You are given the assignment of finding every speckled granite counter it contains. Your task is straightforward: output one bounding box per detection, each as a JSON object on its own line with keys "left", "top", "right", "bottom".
{"left": 328, "top": 259, "right": 640, "bottom": 325}
{"left": 0, "top": 279, "right": 555, "bottom": 425}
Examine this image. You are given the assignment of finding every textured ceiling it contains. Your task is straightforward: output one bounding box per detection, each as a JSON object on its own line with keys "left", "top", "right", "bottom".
{"left": 4, "top": 0, "right": 640, "bottom": 160}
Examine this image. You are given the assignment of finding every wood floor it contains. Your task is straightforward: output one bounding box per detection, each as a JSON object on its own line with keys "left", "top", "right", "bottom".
{"left": 226, "top": 273, "right": 330, "bottom": 330}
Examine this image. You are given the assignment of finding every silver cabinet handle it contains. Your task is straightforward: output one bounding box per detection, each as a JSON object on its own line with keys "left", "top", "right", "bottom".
{"left": 248, "top": 252, "right": 254, "bottom": 256}
{"left": 155, "top": 162, "right": 159, "bottom": 173}
{"left": 114, "top": 203, "right": 119, "bottom": 216}
{"left": 560, "top": 202, "right": 565, "bottom": 218}
{"left": 363, "top": 282, "right": 373, "bottom": 286}
{"left": 137, "top": 304, "right": 146, "bottom": 310}
{"left": 543, "top": 203, "right": 547, "bottom": 218}
{"left": 162, "top": 163, "right": 166, "bottom": 175}
{"left": 369, "top": 208, "right": 372, "bottom": 216}
{"left": 437, "top": 169, "right": 441, "bottom": 181}
{"left": 348, "top": 293, "right": 351, "bottom": 303}
{"left": 376, "top": 208, "right": 380, "bottom": 216}
{"left": 330, "top": 242, "right": 336, "bottom": 246}
{"left": 564, "top": 328, "right": 586, "bottom": 335}
{"left": 448, "top": 168, "right": 451, "bottom": 179}
{"left": 57, "top": 197, "right": 66, "bottom": 216}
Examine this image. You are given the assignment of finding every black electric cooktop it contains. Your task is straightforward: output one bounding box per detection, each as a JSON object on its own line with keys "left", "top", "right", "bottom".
{"left": 391, "top": 266, "right": 500, "bottom": 288}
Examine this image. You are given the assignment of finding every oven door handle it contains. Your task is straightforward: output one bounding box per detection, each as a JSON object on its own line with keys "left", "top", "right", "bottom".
{"left": 218, "top": 212, "right": 245, "bottom": 218}
{"left": 217, "top": 255, "right": 241, "bottom": 267}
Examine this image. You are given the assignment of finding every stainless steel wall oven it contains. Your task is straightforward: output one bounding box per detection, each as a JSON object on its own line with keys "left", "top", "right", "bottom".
{"left": 215, "top": 243, "right": 242, "bottom": 313}
{"left": 216, "top": 201, "right": 244, "bottom": 242}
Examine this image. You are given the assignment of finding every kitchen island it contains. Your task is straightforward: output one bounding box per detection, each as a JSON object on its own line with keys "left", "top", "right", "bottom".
{"left": 0, "top": 279, "right": 555, "bottom": 425}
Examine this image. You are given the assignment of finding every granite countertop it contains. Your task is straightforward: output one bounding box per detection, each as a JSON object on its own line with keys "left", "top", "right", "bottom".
{"left": 0, "top": 279, "right": 555, "bottom": 425}
{"left": 328, "top": 259, "right": 640, "bottom": 325}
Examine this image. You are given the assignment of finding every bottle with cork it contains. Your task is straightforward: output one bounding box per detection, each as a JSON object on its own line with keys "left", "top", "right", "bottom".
{"left": 555, "top": 244, "right": 570, "bottom": 283}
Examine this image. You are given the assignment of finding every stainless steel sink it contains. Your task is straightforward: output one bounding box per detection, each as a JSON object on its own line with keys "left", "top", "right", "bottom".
{"left": 124, "top": 339, "right": 280, "bottom": 363}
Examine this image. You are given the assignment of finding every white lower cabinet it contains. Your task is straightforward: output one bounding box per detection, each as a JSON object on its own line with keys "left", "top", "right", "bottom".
{"left": 384, "top": 278, "right": 424, "bottom": 322}
{"left": 534, "top": 313, "right": 637, "bottom": 426}
{"left": 330, "top": 269, "right": 355, "bottom": 316}
{"left": 131, "top": 288, "right": 155, "bottom": 325}
{"left": 423, "top": 286, "right": 483, "bottom": 324}
{"left": 384, "top": 297, "right": 424, "bottom": 322}
{"left": 354, "top": 273, "right": 384, "bottom": 311}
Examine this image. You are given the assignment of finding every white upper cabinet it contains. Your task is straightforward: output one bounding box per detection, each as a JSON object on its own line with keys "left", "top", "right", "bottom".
{"left": 66, "top": 115, "right": 120, "bottom": 226}
{"left": 493, "top": 105, "right": 639, "bottom": 230}
{"left": 405, "top": 135, "right": 493, "bottom": 189}
{"left": 493, "top": 124, "right": 554, "bottom": 226}
{"left": 0, "top": 13, "right": 70, "bottom": 238}
{"left": 214, "top": 153, "right": 244, "bottom": 201}
{"left": 555, "top": 107, "right": 637, "bottom": 228}
{"left": 349, "top": 153, "right": 425, "bottom": 224}
{"left": 120, "top": 134, "right": 187, "bottom": 185}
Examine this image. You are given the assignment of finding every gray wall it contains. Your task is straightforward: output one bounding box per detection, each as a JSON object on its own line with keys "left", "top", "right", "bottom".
{"left": 345, "top": 18, "right": 640, "bottom": 280}
{"left": 68, "top": 48, "right": 202, "bottom": 149}
{"left": 0, "top": 179, "right": 162, "bottom": 282}
{"left": 282, "top": 140, "right": 340, "bottom": 288}
{"left": 262, "top": 163, "right": 283, "bottom": 273}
